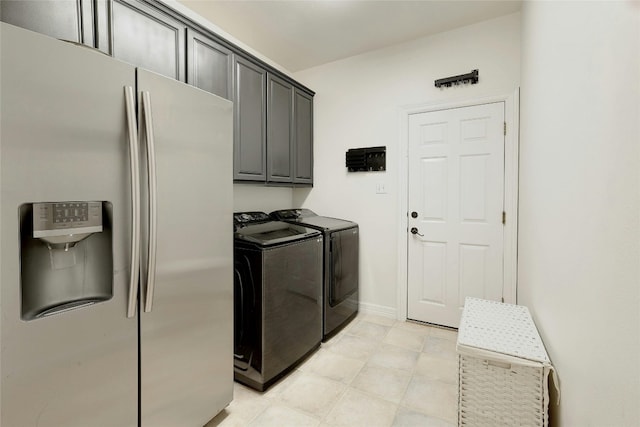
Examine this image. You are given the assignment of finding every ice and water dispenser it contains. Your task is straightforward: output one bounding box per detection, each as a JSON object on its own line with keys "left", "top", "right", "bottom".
{"left": 19, "top": 201, "right": 113, "bottom": 320}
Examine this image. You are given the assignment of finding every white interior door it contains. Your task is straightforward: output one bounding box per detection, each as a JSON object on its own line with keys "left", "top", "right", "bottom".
{"left": 407, "top": 102, "right": 505, "bottom": 328}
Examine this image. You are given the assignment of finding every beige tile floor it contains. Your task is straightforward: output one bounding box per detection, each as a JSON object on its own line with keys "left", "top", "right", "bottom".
{"left": 206, "top": 313, "right": 458, "bottom": 427}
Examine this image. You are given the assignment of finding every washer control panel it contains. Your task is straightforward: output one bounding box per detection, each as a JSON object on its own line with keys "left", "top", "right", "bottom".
{"left": 233, "top": 211, "right": 271, "bottom": 228}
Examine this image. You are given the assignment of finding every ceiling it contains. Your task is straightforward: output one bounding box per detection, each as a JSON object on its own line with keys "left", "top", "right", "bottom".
{"left": 178, "top": 0, "right": 522, "bottom": 72}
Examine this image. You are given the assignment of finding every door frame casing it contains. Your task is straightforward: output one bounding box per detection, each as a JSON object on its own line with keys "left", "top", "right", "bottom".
{"left": 396, "top": 89, "right": 520, "bottom": 322}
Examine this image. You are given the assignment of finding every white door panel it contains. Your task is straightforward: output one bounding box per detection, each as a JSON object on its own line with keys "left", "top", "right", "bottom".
{"left": 420, "top": 241, "right": 447, "bottom": 304}
{"left": 421, "top": 157, "right": 448, "bottom": 221}
{"left": 407, "top": 102, "right": 505, "bottom": 328}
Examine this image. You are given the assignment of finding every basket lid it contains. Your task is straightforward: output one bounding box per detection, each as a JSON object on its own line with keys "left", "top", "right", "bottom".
{"left": 457, "top": 297, "right": 551, "bottom": 364}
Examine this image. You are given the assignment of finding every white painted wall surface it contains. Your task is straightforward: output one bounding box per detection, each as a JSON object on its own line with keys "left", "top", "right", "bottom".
{"left": 519, "top": 2, "right": 640, "bottom": 426}
{"left": 233, "top": 184, "right": 293, "bottom": 213}
{"left": 293, "top": 13, "right": 521, "bottom": 315}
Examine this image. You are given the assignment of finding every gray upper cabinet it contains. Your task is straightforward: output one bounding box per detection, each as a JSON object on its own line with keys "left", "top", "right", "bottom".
{"left": 186, "top": 29, "right": 233, "bottom": 100}
{"left": 0, "top": 0, "right": 94, "bottom": 46}
{"left": 294, "top": 89, "right": 314, "bottom": 185}
{"left": 4, "top": 0, "right": 313, "bottom": 186}
{"left": 234, "top": 56, "right": 267, "bottom": 182}
{"left": 96, "top": 0, "right": 185, "bottom": 81}
{"left": 267, "top": 74, "right": 294, "bottom": 183}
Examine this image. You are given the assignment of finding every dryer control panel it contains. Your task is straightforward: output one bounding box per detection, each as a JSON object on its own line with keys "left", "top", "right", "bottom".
{"left": 271, "top": 209, "right": 317, "bottom": 220}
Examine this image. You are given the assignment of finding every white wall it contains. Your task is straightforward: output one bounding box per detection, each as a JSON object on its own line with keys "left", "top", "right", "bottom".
{"left": 233, "top": 184, "right": 293, "bottom": 213}
{"left": 519, "top": 2, "right": 640, "bottom": 426}
{"left": 293, "top": 13, "right": 521, "bottom": 315}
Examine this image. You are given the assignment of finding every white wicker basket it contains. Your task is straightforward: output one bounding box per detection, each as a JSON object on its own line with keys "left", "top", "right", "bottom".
{"left": 457, "top": 298, "right": 555, "bottom": 427}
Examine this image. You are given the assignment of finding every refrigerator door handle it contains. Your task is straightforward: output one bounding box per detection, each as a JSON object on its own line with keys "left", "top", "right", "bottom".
{"left": 141, "top": 91, "right": 158, "bottom": 313}
{"left": 124, "top": 86, "right": 141, "bottom": 318}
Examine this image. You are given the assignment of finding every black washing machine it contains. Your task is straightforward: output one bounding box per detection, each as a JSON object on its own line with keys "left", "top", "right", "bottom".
{"left": 270, "top": 209, "right": 359, "bottom": 341}
{"left": 233, "top": 211, "right": 323, "bottom": 391}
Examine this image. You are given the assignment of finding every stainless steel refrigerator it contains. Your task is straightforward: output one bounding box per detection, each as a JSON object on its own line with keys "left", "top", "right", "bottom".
{"left": 0, "top": 23, "right": 233, "bottom": 427}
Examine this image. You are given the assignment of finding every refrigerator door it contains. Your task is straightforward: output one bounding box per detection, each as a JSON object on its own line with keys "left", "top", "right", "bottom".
{"left": 0, "top": 24, "right": 138, "bottom": 426}
{"left": 137, "top": 69, "right": 234, "bottom": 426}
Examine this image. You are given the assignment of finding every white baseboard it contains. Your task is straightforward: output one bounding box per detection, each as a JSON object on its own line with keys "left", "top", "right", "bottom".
{"left": 359, "top": 302, "right": 397, "bottom": 319}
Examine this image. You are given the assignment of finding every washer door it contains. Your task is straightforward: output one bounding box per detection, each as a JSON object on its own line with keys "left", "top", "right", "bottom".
{"left": 329, "top": 228, "right": 359, "bottom": 306}
{"left": 234, "top": 254, "right": 257, "bottom": 371}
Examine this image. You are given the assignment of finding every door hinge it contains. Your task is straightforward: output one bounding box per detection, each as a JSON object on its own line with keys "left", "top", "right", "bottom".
{"left": 502, "top": 211, "right": 506, "bottom": 225}
{"left": 503, "top": 122, "right": 507, "bottom": 136}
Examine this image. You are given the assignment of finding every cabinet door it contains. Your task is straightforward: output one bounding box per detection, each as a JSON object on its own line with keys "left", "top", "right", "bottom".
{"left": 267, "top": 74, "right": 294, "bottom": 183}
{"left": 294, "top": 89, "right": 314, "bottom": 185}
{"left": 233, "top": 56, "right": 266, "bottom": 182}
{"left": 0, "top": 0, "right": 94, "bottom": 45}
{"left": 186, "top": 29, "right": 233, "bottom": 100}
{"left": 96, "top": 0, "right": 185, "bottom": 81}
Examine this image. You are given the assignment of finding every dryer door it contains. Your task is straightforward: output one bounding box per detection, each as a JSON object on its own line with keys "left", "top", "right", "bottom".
{"left": 329, "top": 228, "right": 359, "bottom": 306}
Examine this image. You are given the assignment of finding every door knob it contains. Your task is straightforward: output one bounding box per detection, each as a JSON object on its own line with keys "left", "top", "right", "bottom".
{"left": 410, "top": 227, "right": 424, "bottom": 237}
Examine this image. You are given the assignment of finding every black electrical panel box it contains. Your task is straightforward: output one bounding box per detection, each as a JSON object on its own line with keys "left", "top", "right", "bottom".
{"left": 346, "top": 146, "right": 386, "bottom": 172}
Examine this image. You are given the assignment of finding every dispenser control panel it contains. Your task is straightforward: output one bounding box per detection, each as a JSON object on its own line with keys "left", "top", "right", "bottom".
{"left": 33, "top": 201, "right": 103, "bottom": 238}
